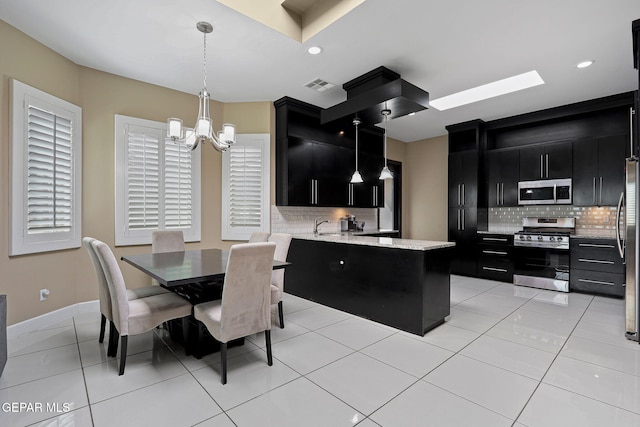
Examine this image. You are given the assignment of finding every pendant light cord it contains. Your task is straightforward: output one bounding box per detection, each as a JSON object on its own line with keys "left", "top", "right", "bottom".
{"left": 202, "top": 30, "right": 208, "bottom": 91}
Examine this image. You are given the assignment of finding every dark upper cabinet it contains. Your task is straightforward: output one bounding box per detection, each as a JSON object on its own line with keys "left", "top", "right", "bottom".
{"left": 487, "top": 149, "right": 519, "bottom": 207}
{"left": 448, "top": 150, "right": 478, "bottom": 207}
{"left": 573, "top": 134, "right": 626, "bottom": 206}
{"left": 519, "top": 141, "right": 572, "bottom": 181}
{"left": 275, "top": 97, "right": 385, "bottom": 207}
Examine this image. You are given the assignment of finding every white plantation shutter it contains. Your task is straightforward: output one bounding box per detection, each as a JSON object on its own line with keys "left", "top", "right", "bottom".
{"left": 27, "top": 106, "right": 73, "bottom": 233}
{"left": 115, "top": 115, "right": 201, "bottom": 246}
{"left": 164, "top": 139, "right": 193, "bottom": 228}
{"left": 222, "top": 134, "right": 270, "bottom": 240}
{"left": 126, "top": 126, "right": 160, "bottom": 230}
{"left": 10, "top": 80, "right": 82, "bottom": 255}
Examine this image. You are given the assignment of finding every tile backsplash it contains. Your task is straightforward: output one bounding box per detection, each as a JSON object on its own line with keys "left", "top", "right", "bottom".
{"left": 488, "top": 206, "right": 619, "bottom": 237}
{"left": 271, "top": 206, "right": 378, "bottom": 235}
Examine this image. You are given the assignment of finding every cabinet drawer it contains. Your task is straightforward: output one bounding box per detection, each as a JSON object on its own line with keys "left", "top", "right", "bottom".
{"left": 477, "top": 256, "right": 513, "bottom": 282}
{"left": 570, "top": 269, "right": 624, "bottom": 298}
{"left": 478, "top": 234, "right": 513, "bottom": 245}
{"left": 570, "top": 239, "right": 624, "bottom": 274}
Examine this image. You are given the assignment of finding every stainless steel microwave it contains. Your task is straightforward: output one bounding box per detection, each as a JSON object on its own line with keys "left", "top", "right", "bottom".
{"left": 518, "top": 178, "right": 572, "bottom": 205}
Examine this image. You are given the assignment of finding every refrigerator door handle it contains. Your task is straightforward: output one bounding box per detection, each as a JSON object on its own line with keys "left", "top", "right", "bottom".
{"left": 617, "top": 191, "right": 625, "bottom": 259}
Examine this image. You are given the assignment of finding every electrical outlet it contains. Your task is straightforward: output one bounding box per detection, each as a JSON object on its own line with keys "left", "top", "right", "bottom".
{"left": 40, "top": 289, "right": 50, "bottom": 301}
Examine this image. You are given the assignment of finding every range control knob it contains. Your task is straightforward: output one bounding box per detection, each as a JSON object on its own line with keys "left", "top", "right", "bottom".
{"left": 537, "top": 236, "right": 543, "bottom": 240}
{"left": 550, "top": 236, "right": 556, "bottom": 241}
{"left": 557, "top": 237, "right": 563, "bottom": 242}
{"left": 526, "top": 235, "right": 532, "bottom": 240}
{"left": 519, "top": 235, "right": 525, "bottom": 240}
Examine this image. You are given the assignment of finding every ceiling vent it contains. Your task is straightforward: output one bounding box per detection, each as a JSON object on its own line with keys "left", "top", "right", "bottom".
{"left": 320, "top": 66, "right": 429, "bottom": 125}
{"left": 305, "top": 78, "right": 335, "bottom": 93}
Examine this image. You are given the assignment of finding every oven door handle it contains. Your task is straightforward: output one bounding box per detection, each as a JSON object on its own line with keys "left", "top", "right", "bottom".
{"left": 616, "top": 191, "right": 625, "bottom": 259}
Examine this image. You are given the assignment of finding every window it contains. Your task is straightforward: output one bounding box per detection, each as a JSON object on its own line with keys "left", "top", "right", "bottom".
{"left": 115, "top": 115, "right": 201, "bottom": 246}
{"left": 221, "top": 134, "right": 270, "bottom": 240}
{"left": 10, "top": 79, "right": 82, "bottom": 256}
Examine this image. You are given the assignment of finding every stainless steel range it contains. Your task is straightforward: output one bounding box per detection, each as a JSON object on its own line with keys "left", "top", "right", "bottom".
{"left": 513, "top": 217, "right": 575, "bottom": 292}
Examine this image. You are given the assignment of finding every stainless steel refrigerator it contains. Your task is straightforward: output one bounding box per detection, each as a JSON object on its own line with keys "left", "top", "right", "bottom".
{"left": 626, "top": 19, "right": 640, "bottom": 341}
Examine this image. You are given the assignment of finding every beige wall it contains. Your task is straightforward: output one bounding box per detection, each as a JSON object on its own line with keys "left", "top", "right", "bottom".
{"left": 0, "top": 20, "right": 271, "bottom": 325}
{"left": 405, "top": 135, "right": 449, "bottom": 241}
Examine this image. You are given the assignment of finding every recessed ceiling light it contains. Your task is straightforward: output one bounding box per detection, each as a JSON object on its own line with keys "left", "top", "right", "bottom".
{"left": 408, "top": 112, "right": 416, "bottom": 116}
{"left": 429, "top": 70, "right": 545, "bottom": 111}
{"left": 307, "top": 46, "right": 322, "bottom": 55}
{"left": 576, "top": 60, "right": 595, "bottom": 69}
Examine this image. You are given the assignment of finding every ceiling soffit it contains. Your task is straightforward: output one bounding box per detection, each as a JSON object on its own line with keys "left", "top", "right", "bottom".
{"left": 218, "top": 0, "right": 365, "bottom": 42}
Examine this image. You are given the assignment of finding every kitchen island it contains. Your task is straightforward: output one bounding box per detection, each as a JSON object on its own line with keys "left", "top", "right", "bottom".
{"left": 286, "top": 234, "right": 455, "bottom": 335}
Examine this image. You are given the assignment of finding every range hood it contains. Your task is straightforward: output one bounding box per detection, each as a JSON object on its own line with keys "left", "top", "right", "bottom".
{"left": 320, "top": 66, "right": 429, "bottom": 125}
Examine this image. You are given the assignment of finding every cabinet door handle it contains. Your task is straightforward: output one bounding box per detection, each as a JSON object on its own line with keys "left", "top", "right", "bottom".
{"left": 315, "top": 180, "right": 319, "bottom": 204}
{"left": 496, "top": 183, "right": 500, "bottom": 205}
{"left": 592, "top": 177, "right": 597, "bottom": 205}
{"left": 482, "top": 266, "right": 508, "bottom": 273}
{"left": 462, "top": 184, "right": 465, "bottom": 205}
{"left": 501, "top": 183, "right": 504, "bottom": 205}
{"left": 540, "top": 154, "right": 544, "bottom": 178}
{"left": 545, "top": 153, "right": 549, "bottom": 178}
{"left": 457, "top": 210, "right": 461, "bottom": 231}
{"left": 483, "top": 237, "right": 508, "bottom": 242}
{"left": 579, "top": 243, "right": 615, "bottom": 249}
{"left": 599, "top": 176, "right": 603, "bottom": 205}
{"left": 578, "top": 278, "right": 615, "bottom": 286}
{"left": 310, "top": 180, "right": 315, "bottom": 204}
{"left": 458, "top": 184, "right": 461, "bottom": 206}
{"left": 461, "top": 209, "right": 465, "bottom": 231}
{"left": 482, "top": 250, "right": 508, "bottom": 255}
{"left": 578, "top": 258, "right": 615, "bottom": 265}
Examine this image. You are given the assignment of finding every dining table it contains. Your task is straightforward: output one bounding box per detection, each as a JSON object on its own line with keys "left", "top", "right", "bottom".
{"left": 121, "top": 248, "right": 289, "bottom": 288}
{"left": 121, "top": 247, "right": 290, "bottom": 358}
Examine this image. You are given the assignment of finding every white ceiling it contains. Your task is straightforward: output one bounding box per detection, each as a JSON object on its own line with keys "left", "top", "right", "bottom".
{"left": 1, "top": 0, "right": 639, "bottom": 142}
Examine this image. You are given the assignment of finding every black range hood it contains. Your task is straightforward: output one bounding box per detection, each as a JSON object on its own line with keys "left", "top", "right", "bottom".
{"left": 320, "top": 66, "right": 429, "bottom": 125}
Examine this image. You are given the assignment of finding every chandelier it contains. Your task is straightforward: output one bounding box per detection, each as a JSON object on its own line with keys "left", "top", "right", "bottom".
{"left": 167, "top": 22, "right": 236, "bottom": 152}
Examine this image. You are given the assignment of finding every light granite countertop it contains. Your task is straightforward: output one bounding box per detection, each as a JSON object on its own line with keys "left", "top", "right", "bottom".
{"left": 293, "top": 233, "right": 455, "bottom": 251}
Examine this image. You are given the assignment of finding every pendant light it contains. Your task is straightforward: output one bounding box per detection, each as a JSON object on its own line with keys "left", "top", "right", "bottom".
{"left": 379, "top": 108, "right": 394, "bottom": 180}
{"left": 350, "top": 117, "right": 363, "bottom": 183}
{"left": 167, "top": 22, "right": 236, "bottom": 152}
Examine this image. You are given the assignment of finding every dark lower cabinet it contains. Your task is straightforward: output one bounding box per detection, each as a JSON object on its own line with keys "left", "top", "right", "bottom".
{"left": 476, "top": 234, "right": 514, "bottom": 282}
{"left": 448, "top": 208, "right": 477, "bottom": 276}
{"left": 570, "top": 238, "right": 625, "bottom": 297}
{"left": 285, "top": 238, "right": 452, "bottom": 335}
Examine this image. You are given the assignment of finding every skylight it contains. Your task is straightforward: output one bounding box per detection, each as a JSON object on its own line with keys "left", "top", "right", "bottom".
{"left": 429, "top": 71, "right": 545, "bottom": 111}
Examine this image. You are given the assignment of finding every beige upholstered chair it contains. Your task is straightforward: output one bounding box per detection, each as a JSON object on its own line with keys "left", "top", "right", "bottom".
{"left": 151, "top": 230, "right": 185, "bottom": 286}
{"left": 82, "top": 237, "right": 169, "bottom": 353}
{"left": 91, "top": 240, "right": 193, "bottom": 375}
{"left": 194, "top": 242, "right": 276, "bottom": 384}
{"left": 248, "top": 231, "right": 270, "bottom": 243}
{"left": 268, "top": 233, "right": 292, "bottom": 328}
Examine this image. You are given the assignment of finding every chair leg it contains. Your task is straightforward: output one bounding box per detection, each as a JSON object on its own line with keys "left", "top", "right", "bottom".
{"left": 118, "top": 336, "right": 128, "bottom": 376}
{"left": 265, "top": 330, "right": 273, "bottom": 366}
{"left": 99, "top": 314, "right": 106, "bottom": 343}
{"left": 278, "top": 301, "right": 284, "bottom": 329}
{"left": 182, "top": 317, "right": 191, "bottom": 356}
{"left": 220, "top": 342, "right": 227, "bottom": 385}
{"left": 108, "top": 322, "right": 119, "bottom": 357}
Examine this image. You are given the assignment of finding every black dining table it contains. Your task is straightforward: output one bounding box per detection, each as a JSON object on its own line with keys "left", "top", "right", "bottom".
{"left": 121, "top": 248, "right": 290, "bottom": 357}
{"left": 121, "top": 248, "right": 289, "bottom": 288}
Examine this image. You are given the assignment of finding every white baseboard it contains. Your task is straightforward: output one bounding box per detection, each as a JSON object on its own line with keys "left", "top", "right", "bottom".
{"left": 7, "top": 300, "right": 99, "bottom": 340}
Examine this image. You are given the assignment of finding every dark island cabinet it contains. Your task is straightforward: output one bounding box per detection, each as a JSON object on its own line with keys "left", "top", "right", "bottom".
{"left": 487, "top": 149, "right": 519, "bottom": 207}
{"left": 572, "top": 135, "right": 627, "bottom": 206}
{"left": 519, "top": 141, "right": 572, "bottom": 181}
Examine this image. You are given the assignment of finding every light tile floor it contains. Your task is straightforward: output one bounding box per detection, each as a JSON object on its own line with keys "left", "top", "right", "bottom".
{"left": 1, "top": 275, "right": 640, "bottom": 426}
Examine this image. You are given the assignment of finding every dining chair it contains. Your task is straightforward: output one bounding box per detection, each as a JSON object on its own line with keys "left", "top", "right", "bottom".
{"left": 248, "top": 231, "right": 270, "bottom": 243}
{"left": 193, "top": 242, "right": 276, "bottom": 384}
{"left": 268, "top": 233, "right": 292, "bottom": 328}
{"left": 91, "top": 240, "right": 193, "bottom": 375}
{"left": 82, "top": 237, "right": 170, "bottom": 352}
{"left": 151, "top": 230, "right": 185, "bottom": 286}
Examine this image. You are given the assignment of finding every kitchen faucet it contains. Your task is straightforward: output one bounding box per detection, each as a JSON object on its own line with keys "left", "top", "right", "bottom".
{"left": 313, "top": 217, "right": 330, "bottom": 235}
